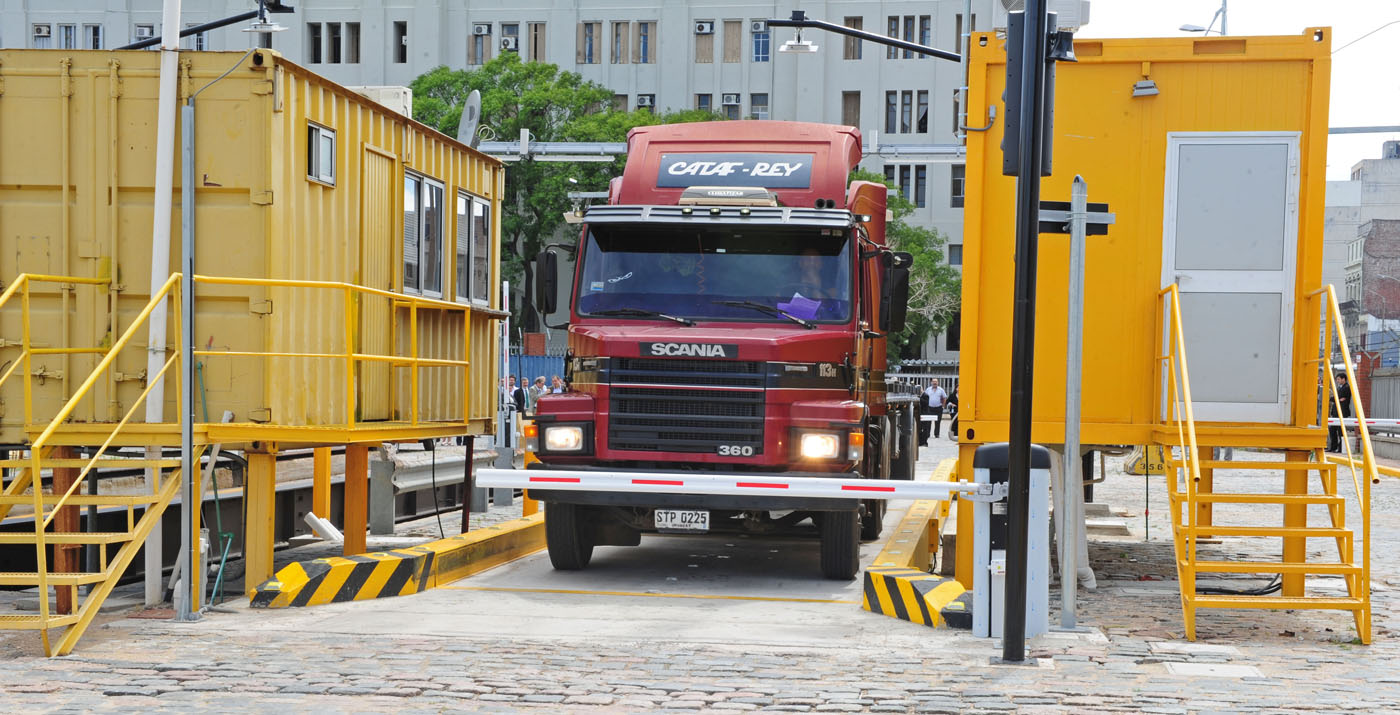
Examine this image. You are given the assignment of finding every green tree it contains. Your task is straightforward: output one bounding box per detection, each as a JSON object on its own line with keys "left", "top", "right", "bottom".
{"left": 411, "top": 54, "right": 720, "bottom": 326}
{"left": 850, "top": 170, "right": 961, "bottom": 359}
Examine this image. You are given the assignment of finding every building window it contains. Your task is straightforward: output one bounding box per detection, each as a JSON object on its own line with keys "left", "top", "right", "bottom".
{"left": 915, "top": 165, "right": 927, "bottom": 208}
{"left": 884, "top": 91, "right": 897, "bottom": 134}
{"left": 955, "top": 14, "right": 977, "bottom": 53}
{"left": 403, "top": 173, "right": 445, "bottom": 297}
{"left": 347, "top": 22, "right": 360, "bottom": 63}
{"left": 918, "top": 16, "right": 931, "bottom": 56}
{"left": 752, "top": 26, "right": 770, "bottom": 62}
{"left": 886, "top": 17, "right": 898, "bottom": 59}
{"left": 529, "top": 23, "right": 546, "bottom": 62}
{"left": 948, "top": 244, "right": 963, "bottom": 266}
{"left": 502, "top": 23, "right": 519, "bottom": 54}
{"left": 83, "top": 24, "right": 103, "bottom": 49}
{"left": 953, "top": 93, "right": 961, "bottom": 134}
{"left": 843, "top": 17, "right": 863, "bottom": 59}
{"left": 750, "top": 93, "right": 769, "bottom": 120}
{"left": 307, "top": 23, "right": 323, "bottom": 63}
{"left": 456, "top": 192, "right": 493, "bottom": 305}
{"left": 635, "top": 21, "right": 655, "bottom": 63}
{"left": 903, "top": 16, "right": 915, "bottom": 58}
{"left": 58, "top": 24, "right": 77, "bottom": 49}
{"left": 696, "top": 21, "right": 714, "bottom": 63}
{"left": 901, "top": 90, "right": 912, "bottom": 133}
{"left": 611, "top": 94, "right": 627, "bottom": 111}
{"left": 841, "top": 91, "right": 860, "bottom": 128}
{"left": 393, "top": 21, "right": 408, "bottom": 63}
{"left": 133, "top": 24, "right": 155, "bottom": 48}
{"left": 723, "top": 20, "right": 741, "bottom": 63}
{"left": 306, "top": 123, "right": 335, "bottom": 185}
{"left": 945, "top": 312, "right": 962, "bottom": 351}
{"left": 30, "top": 23, "right": 50, "bottom": 48}
{"left": 724, "top": 101, "right": 740, "bottom": 120}
{"left": 611, "top": 22, "right": 629, "bottom": 63}
{"left": 579, "top": 22, "right": 600, "bottom": 64}
{"left": 884, "top": 166, "right": 896, "bottom": 185}
{"left": 327, "top": 23, "right": 342, "bottom": 62}
{"left": 471, "top": 31, "right": 491, "bottom": 65}
{"left": 696, "top": 94, "right": 712, "bottom": 113}
{"left": 917, "top": 90, "right": 929, "bottom": 133}
{"left": 951, "top": 164, "right": 966, "bottom": 208}
{"left": 899, "top": 166, "right": 912, "bottom": 203}
{"left": 637, "top": 94, "right": 656, "bottom": 112}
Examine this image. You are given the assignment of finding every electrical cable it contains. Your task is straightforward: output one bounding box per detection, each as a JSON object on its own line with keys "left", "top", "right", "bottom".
{"left": 1196, "top": 575, "right": 1282, "bottom": 596}
{"left": 426, "top": 439, "right": 445, "bottom": 539}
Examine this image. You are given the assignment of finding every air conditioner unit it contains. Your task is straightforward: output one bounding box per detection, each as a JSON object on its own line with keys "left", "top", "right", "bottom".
{"left": 33, "top": 25, "right": 52, "bottom": 38}
{"left": 695, "top": 21, "right": 714, "bottom": 35}
{"left": 721, "top": 93, "right": 740, "bottom": 105}
{"left": 501, "top": 36, "right": 518, "bottom": 51}
{"left": 992, "top": 0, "right": 1090, "bottom": 31}
{"left": 473, "top": 24, "right": 491, "bottom": 36}
{"left": 637, "top": 95, "right": 654, "bottom": 107}
{"left": 750, "top": 21, "right": 767, "bottom": 33}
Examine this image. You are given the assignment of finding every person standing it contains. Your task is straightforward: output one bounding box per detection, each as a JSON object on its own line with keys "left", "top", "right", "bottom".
{"left": 925, "top": 381, "right": 948, "bottom": 439}
{"left": 509, "top": 376, "right": 526, "bottom": 415}
{"left": 528, "top": 376, "right": 548, "bottom": 414}
{"left": 551, "top": 375, "right": 565, "bottom": 393}
{"left": 1329, "top": 372, "right": 1353, "bottom": 452}
{"left": 918, "top": 383, "right": 932, "bottom": 446}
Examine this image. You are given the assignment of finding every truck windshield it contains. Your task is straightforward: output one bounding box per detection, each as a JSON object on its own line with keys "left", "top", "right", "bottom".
{"left": 575, "top": 224, "right": 853, "bottom": 323}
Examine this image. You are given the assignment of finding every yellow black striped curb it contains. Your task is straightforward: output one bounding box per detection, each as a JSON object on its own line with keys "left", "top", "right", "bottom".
{"left": 250, "top": 513, "right": 544, "bottom": 608}
{"left": 862, "top": 565, "right": 967, "bottom": 627}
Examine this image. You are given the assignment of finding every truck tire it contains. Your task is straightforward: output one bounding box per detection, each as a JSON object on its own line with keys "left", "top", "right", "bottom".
{"left": 860, "top": 499, "right": 886, "bottom": 541}
{"left": 892, "top": 405, "right": 917, "bottom": 480}
{"left": 545, "top": 502, "right": 594, "bottom": 570}
{"left": 821, "top": 510, "right": 860, "bottom": 580}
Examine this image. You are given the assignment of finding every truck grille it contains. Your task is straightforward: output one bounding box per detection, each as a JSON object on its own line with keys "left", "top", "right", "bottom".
{"left": 608, "top": 358, "right": 765, "bottom": 454}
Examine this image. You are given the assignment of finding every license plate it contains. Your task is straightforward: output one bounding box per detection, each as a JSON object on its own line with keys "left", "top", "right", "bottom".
{"left": 654, "top": 509, "right": 709, "bottom": 532}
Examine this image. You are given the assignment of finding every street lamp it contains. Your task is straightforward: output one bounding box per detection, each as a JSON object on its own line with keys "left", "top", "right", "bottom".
{"left": 1180, "top": 0, "right": 1228, "bottom": 36}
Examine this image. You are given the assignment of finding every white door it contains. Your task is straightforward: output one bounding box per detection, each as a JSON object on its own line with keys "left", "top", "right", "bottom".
{"left": 1162, "top": 132, "right": 1300, "bottom": 423}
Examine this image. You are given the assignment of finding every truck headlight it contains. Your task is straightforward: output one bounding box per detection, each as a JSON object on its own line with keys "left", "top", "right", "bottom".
{"left": 799, "top": 431, "right": 841, "bottom": 460}
{"left": 544, "top": 425, "right": 585, "bottom": 452}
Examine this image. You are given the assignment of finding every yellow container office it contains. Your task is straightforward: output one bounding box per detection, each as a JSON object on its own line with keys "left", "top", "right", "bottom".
{"left": 0, "top": 49, "right": 505, "bottom": 448}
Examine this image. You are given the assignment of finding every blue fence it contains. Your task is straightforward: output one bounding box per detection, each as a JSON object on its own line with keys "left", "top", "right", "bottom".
{"left": 1365, "top": 331, "right": 1400, "bottom": 368}
{"left": 508, "top": 353, "right": 566, "bottom": 384}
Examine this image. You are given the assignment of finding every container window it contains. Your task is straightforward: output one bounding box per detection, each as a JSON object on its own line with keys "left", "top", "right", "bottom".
{"left": 456, "top": 193, "right": 471, "bottom": 302}
{"left": 472, "top": 199, "right": 492, "bottom": 304}
{"left": 306, "top": 123, "right": 335, "bottom": 185}
{"left": 403, "top": 173, "right": 446, "bottom": 297}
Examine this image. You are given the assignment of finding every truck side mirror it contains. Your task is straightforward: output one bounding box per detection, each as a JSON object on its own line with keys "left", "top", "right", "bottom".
{"left": 880, "top": 251, "right": 912, "bottom": 334}
{"left": 535, "top": 249, "right": 558, "bottom": 315}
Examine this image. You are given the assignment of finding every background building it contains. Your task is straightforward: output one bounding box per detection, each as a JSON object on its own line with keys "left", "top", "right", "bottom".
{"left": 0, "top": 0, "right": 1093, "bottom": 360}
{"left": 1332, "top": 141, "right": 1400, "bottom": 350}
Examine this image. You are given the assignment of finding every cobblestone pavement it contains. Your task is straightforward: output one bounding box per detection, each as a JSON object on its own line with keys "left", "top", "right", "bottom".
{"left": 2, "top": 434, "right": 1398, "bottom": 713}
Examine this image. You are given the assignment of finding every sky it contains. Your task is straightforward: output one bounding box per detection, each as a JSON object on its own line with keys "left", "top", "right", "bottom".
{"left": 1078, "top": 0, "right": 1400, "bottom": 180}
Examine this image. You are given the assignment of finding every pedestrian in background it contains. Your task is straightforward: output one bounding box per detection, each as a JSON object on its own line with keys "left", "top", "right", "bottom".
{"left": 509, "top": 376, "right": 526, "bottom": 414}
{"left": 925, "top": 381, "right": 948, "bottom": 439}
{"left": 1329, "top": 372, "right": 1353, "bottom": 452}
{"left": 918, "top": 383, "right": 932, "bottom": 446}
{"left": 551, "top": 375, "right": 565, "bottom": 393}
{"left": 528, "top": 376, "right": 548, "bottom": 414}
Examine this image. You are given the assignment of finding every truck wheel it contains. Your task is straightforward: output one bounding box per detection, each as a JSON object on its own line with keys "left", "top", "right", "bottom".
{"left": 860, "top": 499, "right": 885, "bottom": 541}
{"left": 545, "top": 502, "right": 593, "bottom": 570}
{"left": 892, "top": 406, "right": 917, "bottom": 480}
{"left": 820, "top": 510, "right": 860, "bottom": 580}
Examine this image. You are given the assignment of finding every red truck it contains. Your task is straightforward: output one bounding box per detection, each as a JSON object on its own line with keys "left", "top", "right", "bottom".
{"left": 530, "top": 121, "right": 919, "bottom": 579}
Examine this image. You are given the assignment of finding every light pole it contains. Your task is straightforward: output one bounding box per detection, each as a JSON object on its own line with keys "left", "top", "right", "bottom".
{"left": 1180, "top": 0, "right": 1228, "bottom": 36}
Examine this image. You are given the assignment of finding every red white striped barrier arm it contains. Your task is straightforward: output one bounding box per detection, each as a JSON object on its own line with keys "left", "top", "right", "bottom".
{"left": 476, "top": 468, "right": 1004, "bottom": 502}
{"left": 1326, "top": 418, "right": 1400, "bottom": 427}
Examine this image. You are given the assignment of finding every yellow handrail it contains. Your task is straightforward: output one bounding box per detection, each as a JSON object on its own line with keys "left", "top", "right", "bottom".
{"left": 1158, "top": 284, "right": 1204, "bottom": 567}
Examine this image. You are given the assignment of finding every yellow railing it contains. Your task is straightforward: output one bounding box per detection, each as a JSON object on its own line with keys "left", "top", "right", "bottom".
{"left": 191, "top": 275, "right": 474, "bottom": 428}
{"left": 1306, "top": 285, "right": 1374, "bottom": 618}
{"left": 1157, "top": 284, "right": 1205, "bottom": 591}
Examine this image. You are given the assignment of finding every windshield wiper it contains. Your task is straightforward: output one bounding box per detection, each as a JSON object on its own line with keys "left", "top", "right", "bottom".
{"left": 713, "top": 300, "right": 815, "bottom": 329}
{"left": 591, "top": 308, "right": 695, "bottom": 326}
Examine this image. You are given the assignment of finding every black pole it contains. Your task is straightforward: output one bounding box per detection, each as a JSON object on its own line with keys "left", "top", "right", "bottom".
{"left": 1003, "top": 0, "right": 1051, "bottom": 663}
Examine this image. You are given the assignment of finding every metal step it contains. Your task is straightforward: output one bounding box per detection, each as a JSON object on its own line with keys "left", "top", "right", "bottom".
{"left": 1190, "top": 560, "right": 1361, "bottom": 575}
{"left": 0, "top": 531, "right": 132, "bottom": 545}
{"left": 0, "top": 613, "right": 80, "bottom": 630}
{"left": 1166, "top": 460, "right": 1334, "bottom": 472}
{"left": 1175, "top": 493, "right": 1344, "bottom": 505}
{"left": 0, "top": 458, "right": 182, "bottom": 469}
{"left": 0, "top": 571, "right": 107, "bottom": 586}
{"left": 1182, "top": 525, "right": 1350, "bottom": 538}
{"left": 1193, "top": 595, "right": 1365, "bottom": 610}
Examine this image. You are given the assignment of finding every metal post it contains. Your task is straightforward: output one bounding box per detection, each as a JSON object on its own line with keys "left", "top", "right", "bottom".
{"left": 1060, "top": 175, "right": 1087, "bottom": 629}
{"left": 1004, "top": 0, "right": 1051, "bottom": 663}
{"left": 176, "top": 101, "right": 198, "bottom": 622}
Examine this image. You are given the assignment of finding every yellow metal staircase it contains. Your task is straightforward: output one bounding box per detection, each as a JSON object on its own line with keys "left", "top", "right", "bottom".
{"left": 1156, "top": 285, "right": 1373, "bottom": 643}
{"left": 0, "top": 273, "right": 203, "bottom": 655}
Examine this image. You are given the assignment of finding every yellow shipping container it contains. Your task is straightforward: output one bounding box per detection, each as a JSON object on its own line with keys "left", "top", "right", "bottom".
{"left": 0, "top": 49, "right": 505, "bottom": 447}
{"left": 957, "top": 29, "right": 1332, "bottom": 451}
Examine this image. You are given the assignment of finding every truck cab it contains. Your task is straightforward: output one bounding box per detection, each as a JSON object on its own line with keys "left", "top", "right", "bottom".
{"left": 530, "top": 121, "right": 914, "bottom": 579}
